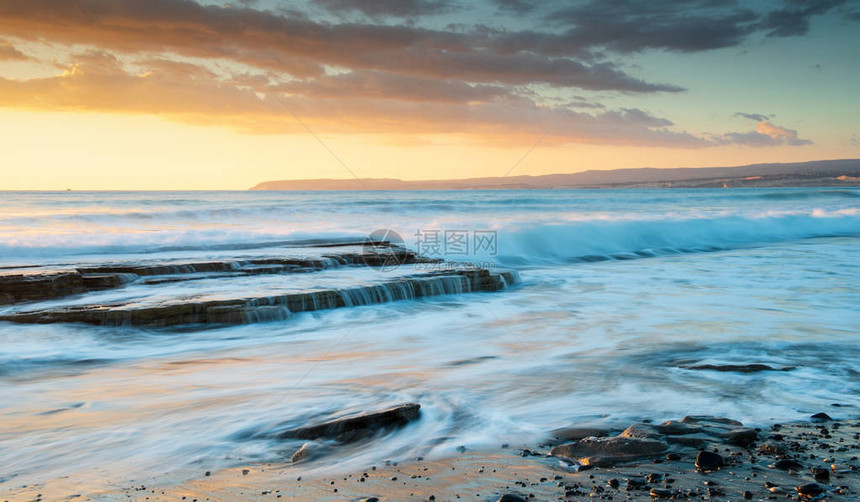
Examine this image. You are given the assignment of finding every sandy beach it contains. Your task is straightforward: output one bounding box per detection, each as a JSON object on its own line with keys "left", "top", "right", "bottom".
{"left": 7, "top": 413, "right": 856, "bottom": 501}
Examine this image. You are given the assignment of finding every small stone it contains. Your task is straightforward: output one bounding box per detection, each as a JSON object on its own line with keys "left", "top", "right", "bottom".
{"left": 242, "top": 469, "right": 250, "bottom": 475}
{"left": 772, "top": 458, "right": 804, "bottom": 471}
{"left": 649, "top": 488, "right": 672, "bottom": 498}
{"left": 666, "top": 453, "right": 681, "bottom": 461}
{"left": 743, "top": 491, "right": 753, "bottom": 499}
{"left": 204, "top": 471, "right": 210, "bottom": 477}
{"left": 796, "top": 483, "right": 825, "bottom": 497}
{"left": 812, "top": 466, "right": 830, "bottom": 482}
{"left": 811, "top": 413, "right": 832, "bottom": 422}
{"left": 498, "top": 495, "right": 527, "bottom": 502}
{"left": 695, "top": 451, "right": 724, "bottom": 472}
{"left": 608, "top": 478, "right": 619, "bottom": 489}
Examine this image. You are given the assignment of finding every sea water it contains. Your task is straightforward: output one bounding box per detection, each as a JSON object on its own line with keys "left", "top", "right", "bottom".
{"left": 0, "top": 189, "right": 858, "bottom": 492}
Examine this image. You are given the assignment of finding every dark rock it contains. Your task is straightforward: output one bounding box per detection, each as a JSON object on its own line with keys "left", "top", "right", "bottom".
{"left": 720, "top": 427, "right": 757, "bottom": 446}
{"left": 811, "top": 467, "right": 830, "bottom": 482}
{"left": 649, "top": 488, "right": 672, "bottom": 498}
{"left": 680, "top": 364, "right": 793, "bottom": 373}
{"left": 277, "top": 403, "right": 420, "bottom": 441}
{"left": 680, "top": 416, "right": 743, "bottom": 427}
{"left": 550, "top": 427, "right": 610, "bottom": 442}
{"left": 666, "top": 453, "right": 681, "bottom": 461}
{"left": 758, "top": 443, "right": 785, "bottom": 456}
{"left": 695, "top": 451, "right": 724, "bottom": 472}
{"left": 811, "top": 412, "right": 832, "bottom": 422}
{"left": 743, "top": 490, "right": 753, "bottom": 499}
{"left": 796, "top": 483, "right": 825, "bottom": 497}
{"left": 608, "top": 479, "right": 619, "bottom": 489}
{"left": 550, "top": 436, "right": 668, "bottom": 467}
{"left": 772, "top": 459, "right": 804, "bottom": 471}
{"left": 498, "top": 495, "right": 527, "bottom": 502}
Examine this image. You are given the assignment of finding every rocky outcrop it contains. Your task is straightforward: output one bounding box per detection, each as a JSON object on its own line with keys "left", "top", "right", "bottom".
{"left": 278, "top": 403, "right": 421, "bottom": 442}
{"left": 0, "top": 269, "right": 518, "bottom": 327}
{"left": 551, "top": 415, "right": 758, "bottom": 467}
{"left": 550, "top": 436, "right": 668, "bottom": 467}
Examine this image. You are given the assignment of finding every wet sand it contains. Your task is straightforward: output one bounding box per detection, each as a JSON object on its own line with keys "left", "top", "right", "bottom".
{"left": 10, "top": 415, "right": 857, "bottom": 502}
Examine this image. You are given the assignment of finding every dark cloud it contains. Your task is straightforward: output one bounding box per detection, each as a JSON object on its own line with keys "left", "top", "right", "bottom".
{"left": 734, "top": 112, "right": 772, "bottom": 122}
{"left": 491, "top": 0, "right": 537, "bottom": 15}
{"left": 544, "top": 0, "right": 843, "bottom": 53}
{"left": 760, "top": 0, "right": 846, "bottom": 37}
{"left": 0, "top": 0, "right": 678, "bottom": 93}
{"left": 314, "top": 0, "right": 458, "bottom": 18}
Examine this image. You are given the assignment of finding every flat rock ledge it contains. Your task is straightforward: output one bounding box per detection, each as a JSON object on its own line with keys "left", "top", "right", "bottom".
{"left": 551, "top": 415, "right": 757, "bottom": 467}
{"left": 0, "top": 269, "right": 517, "bottom": 327}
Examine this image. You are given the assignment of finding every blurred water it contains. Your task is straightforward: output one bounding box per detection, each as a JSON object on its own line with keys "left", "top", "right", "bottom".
{"left": 0, "top": 188, "right": 858, "bottom": 494}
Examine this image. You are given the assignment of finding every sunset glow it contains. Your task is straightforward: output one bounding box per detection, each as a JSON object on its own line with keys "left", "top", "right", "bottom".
{"left": 0, "top": 0, "right": 858, "bottom": 189}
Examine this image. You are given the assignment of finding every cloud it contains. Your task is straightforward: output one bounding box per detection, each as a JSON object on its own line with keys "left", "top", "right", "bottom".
{"left": 544, "top": 0, "right": 844, "bottom": 54}
{"left": 314, "top": 0, "right": 458, "bottom": 18}
{"left": 491, "top": 0, "right": 537, "bottom": 15}
{"left": 0, "top": 1, "right": 834, "bottom": 150}
{"left": 718, "top": 120, "right": 812, "bottom": 147}
{"left": 0, "top": 55, "right": 704, "bottom": 147}
{"left": 850, "top": 134, "right": 859, "bottom": 146}
{"left": 0, "top": 40, "right": 28, "bottom": 61}
{"left": 760, "top": 0, "right": 846, "bottom": 38}
{"left": 734, "top": 112, "right": 772, "bottom": 122}
{"left": 0, "top": 0, "right": 682, "bottom": 93}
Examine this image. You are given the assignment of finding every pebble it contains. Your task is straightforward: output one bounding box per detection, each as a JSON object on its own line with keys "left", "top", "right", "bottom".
{"left": 695, "top": 451, "right": 724, "bottom": 472}
{"left": 811, "top": 466, "right": 830, "bottom": 482}
{"left": 498, "top": 495, "right": 527, "bottom": 502}
{"left": 743, "top": 490, "right": 753, "bottom": 499}
{"left": 649, "top": 488, "right": 672, "bottom": 498}
{"left": 796, "top": 483, "right": 825, "bottom": 497}
{"left": 772, "top": 458, "right": 804, "bottom": 470}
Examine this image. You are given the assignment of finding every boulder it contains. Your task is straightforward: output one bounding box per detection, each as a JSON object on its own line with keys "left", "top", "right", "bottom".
{"left": 277, "top": 403, "right": 421, "bottom": 442}
{"left": 551, "top": 436, "right": 668, "bottom": 466}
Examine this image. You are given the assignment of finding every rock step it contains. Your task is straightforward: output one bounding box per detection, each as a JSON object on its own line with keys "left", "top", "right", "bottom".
{"left": 0, "top": 270, "right": 518, "bottom": 327}
{"left": 0, "top": 247, "right": 432, "bottom": 305}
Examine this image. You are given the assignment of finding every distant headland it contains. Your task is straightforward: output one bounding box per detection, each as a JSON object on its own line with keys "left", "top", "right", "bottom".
{"left": 250, "top": 159, "right": 860, "bottom": 190}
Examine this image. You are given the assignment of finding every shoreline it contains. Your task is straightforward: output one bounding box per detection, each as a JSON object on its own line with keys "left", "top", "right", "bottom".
{"left": 12, "top": 414, "right": 856, "bottom": 501}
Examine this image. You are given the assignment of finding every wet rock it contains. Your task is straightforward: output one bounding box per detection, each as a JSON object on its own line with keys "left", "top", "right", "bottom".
{"left": 811, "top": 412, "right": 832, "bottom": 422}
{"left": 811, "top": 467, "right": 830, "bottom": 482}
{"left": 772, "top": 459, "right": 804, "bottom": 471}
{"left": 278, "top": 403, "right": 421, "bottom": 442}
{"left": 654, "top": 420, "right": 705, "bottom": 435}
{"left": 758, "top": 442, "right": 785, "bottom": 456}
{"left": 665, "top": 453, "right": 681, "bottom": 461}
{"left": 680, "top": 364, "right": 794, "bottom": 373}
{"left": 719, "top": 427, "right": 757, "bottom": 446}
{"left": 649, "top": 488, "right": 672, "bottom": 498}
{"left": 550, "top": 436, "right": 668, "bottom": 467}
{"left": 695, "top": 451, "right": 724, "bottom": 472}
{"left": 620, "top": 423, "right": 661, "bottom": 440}
{"left": 680, "top": 416, "right": 743, "bottom": 427}
{"left": 607, "top": 479, "right": 619, "bottom": 489}
{"left": 550, "top": 427, "right": 610, "bottom": 442}
{"left": 497, "top": 494, "right": 527, "bottom": 502}
{"left": 796, "top": 483, "right": 825, "bottom": 497}
{"left": 743, "top": 490, "right": 753, "bottom": 499}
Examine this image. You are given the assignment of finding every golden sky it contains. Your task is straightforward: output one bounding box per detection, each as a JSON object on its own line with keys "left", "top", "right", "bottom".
{"left": 0, "top": 0, "right": 858, "bottom": 190}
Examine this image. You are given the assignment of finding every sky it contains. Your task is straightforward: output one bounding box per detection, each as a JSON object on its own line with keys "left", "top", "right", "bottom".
{"left": 0, "top": 0, "right": 858, "bottom": 190}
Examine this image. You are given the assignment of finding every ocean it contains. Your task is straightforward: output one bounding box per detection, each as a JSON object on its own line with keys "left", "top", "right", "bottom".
{"left": 1, "top": 188, "right": 858, "bottom": 494}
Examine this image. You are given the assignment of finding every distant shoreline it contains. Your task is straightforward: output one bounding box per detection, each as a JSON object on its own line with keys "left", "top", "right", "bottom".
{"left": 250, "top": 159, "right": 860, "bottom": 190}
